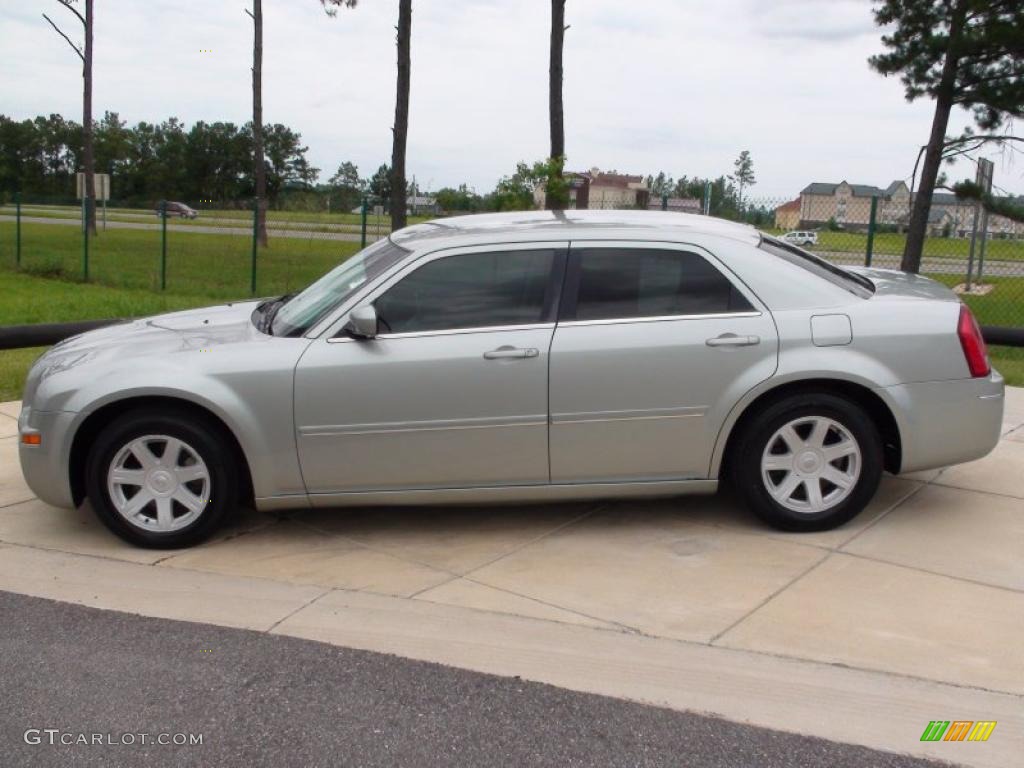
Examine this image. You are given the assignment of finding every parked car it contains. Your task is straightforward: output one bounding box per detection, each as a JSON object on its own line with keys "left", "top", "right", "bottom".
{"left": 781, "top": 230, "right": 818, "bottom": 246}
{"left": 18, "top": 210, "right": 1003, "bottom": 547}
{"left": 155, "top": 201, "right": 198, "bottom": 219}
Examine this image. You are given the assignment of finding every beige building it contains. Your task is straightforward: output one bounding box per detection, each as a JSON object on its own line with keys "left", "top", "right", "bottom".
{"left": 534, "top": 168, "right": 650, "bottom": 210}
{"left": 774, "top": 199, "right": 801, "bottom": 230}
{"left": 797, "top": 180, "right": 1023, "bottom": 238}
{"left": 798, "top": 180, "right": 910, "bottom": 231}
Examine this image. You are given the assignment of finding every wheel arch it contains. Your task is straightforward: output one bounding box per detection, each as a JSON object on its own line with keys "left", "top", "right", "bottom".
{"left": 714, "top": 378, "right": 902, "bottom": 480}
{"left": 69, "top": 395, "right": 255, "bottom": 508}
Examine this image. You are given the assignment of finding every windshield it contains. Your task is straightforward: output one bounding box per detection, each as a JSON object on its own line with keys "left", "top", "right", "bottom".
{"left": 758, "top": 235, "right": 875, "bottom": 298}
{"left": 270, "top": 238, "right": 410, "bottom": 337}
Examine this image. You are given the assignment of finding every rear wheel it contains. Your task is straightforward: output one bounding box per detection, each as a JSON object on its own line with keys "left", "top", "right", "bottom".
{"left": 731, "top": 393, "right": 883, "bottom": 531}
{"left": 86, "top": 410, "right": 238, "bottom": 548}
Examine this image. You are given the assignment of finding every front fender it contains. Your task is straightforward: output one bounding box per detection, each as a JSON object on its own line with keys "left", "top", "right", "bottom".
{"left": 50, "top": 346, "right": 308, "bottom": 500}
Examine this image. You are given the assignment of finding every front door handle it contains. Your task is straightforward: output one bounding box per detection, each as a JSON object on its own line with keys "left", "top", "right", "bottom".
{"left": 706, "top": 333, "right": 760, "bottom": 347}
{"left": 483, "top": 346, "right": 539, "bottom": 360}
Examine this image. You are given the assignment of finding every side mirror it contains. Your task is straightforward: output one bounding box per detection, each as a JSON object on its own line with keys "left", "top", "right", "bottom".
{"left": 343, "top": 305, "right": 379, "bottom": 339}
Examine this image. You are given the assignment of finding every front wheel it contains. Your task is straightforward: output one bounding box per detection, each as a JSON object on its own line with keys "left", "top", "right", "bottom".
{"left": 731, "top": 393, "right": 883, "bottom": 532}
{"left": 86, "top": 410, "right": 239, "bottom": 548}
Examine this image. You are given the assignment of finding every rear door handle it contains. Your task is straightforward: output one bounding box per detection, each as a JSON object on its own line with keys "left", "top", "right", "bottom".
{"left": 706, "top": 333, "right": 760, "bottom": 347}
{"left": 483, "top": 346, "right": 539, "bottom": 360}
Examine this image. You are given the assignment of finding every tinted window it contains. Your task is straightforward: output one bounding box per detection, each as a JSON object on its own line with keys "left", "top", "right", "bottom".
{"left": 759, "top": 237, "right": 874, "bottom": 298}
{"left": 572, "top": 248, "right": 753, "bottom": 321}
{"left": 374, "top": 250, "right": 555, "bottom": 333}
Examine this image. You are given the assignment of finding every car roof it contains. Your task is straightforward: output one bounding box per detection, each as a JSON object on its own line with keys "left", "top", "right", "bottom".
{"left": 389, "top": 210, "right": 762, "bottom": 250}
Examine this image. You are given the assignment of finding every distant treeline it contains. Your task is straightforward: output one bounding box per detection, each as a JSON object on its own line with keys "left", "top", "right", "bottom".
{"left": 0, "top": 112, "right": 317, "bottom": 207}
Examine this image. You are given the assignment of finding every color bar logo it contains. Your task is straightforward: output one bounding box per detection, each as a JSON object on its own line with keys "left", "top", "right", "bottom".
{"left": 920, "top": 721, "right": 996, "bottom": 742}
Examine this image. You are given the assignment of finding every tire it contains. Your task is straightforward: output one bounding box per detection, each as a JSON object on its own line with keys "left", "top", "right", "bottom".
{"left": 731, "top": 393, "right": 883, "bottom": 532}
{"left": 85, "top": 409, "right": 239, "bottom": 548}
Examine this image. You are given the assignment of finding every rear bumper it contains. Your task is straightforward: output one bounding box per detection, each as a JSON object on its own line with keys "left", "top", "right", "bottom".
{"left": 881, "top": 371, "right": 1004, "bottom": 475}
{"left": 18, "top": 406, "right": 77, "bottom": 509}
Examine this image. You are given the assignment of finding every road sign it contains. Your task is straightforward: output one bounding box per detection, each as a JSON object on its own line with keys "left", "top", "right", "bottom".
{"left": 76, "top": 172, "right": 110, "bottom": 201}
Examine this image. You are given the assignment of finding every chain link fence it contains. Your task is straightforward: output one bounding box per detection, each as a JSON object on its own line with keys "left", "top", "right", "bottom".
{"left": 0, "top": 195, "right": 391, "bottom": 300}
{"left": 2, "top": 192, "right": 1023, "bottom": 331}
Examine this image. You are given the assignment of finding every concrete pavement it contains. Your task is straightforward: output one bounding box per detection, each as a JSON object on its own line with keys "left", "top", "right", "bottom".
{"left": 0, "top": 390, "right": 1022, "bottom": 766}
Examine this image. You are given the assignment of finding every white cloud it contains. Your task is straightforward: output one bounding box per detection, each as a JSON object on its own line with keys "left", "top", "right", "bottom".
{"left": 2, "top": 0, "right": 1020, "bottom": 199}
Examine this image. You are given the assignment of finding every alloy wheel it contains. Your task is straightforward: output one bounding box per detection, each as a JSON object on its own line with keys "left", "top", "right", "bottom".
{"left": 760, "top": 416, "right": 861, "bottom": 514}
{"left": 106, "top": 434, "right": 211, "bottom": 532}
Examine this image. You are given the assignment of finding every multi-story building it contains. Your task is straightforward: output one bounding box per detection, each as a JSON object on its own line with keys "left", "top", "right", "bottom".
{"left": 534, "top": 168, "right": 650, "bottom": 210}
{"left": 794, "top": 180, "right": 1022, "bottom": 238}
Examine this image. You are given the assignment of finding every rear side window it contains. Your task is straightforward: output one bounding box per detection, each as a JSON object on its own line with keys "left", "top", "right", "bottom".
{"left": 570, "top": 248, "right": 754, "bottom": 321}
{"left": 374, "top": 249, "right": 555, "bottom": 333}
{"left": 759, "top": 236, "right": 874, "bottom": 298}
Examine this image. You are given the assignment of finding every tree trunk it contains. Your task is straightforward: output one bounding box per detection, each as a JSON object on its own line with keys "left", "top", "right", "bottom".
{"left": 547, "top": 0, "right": 566, "bottom": 211}
{"left": 252, "top": 0, "right": 268, "bottom": 246}
{"left": 390, "top": 0, "right": 412, "bottom": 232}
{"left": 83, "top": 0, "right": 96, "bottom": 235}
{"left": 901, "top": 2, "right": 966, "bottom": 273}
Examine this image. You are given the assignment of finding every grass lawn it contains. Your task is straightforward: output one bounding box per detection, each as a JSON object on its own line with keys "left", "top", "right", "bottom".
{"left": 0, "top": 272, "right": 218, "bottom": 400}
{"left": 0, "top": 221, "right": 362, "bottom": 298}
{"left": 761, "top": 227, "right": 1024, "bottom": 262}
{"left": 2, "top": 203, "right": 433, "bottom": 230}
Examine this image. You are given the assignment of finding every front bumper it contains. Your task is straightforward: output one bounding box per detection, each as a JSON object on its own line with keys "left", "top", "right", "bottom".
{"left": 18, "top": 405, "right": 78, "bottom": 509}
{"left": 882, "top": 371, "right": 1005, "bottom": 475}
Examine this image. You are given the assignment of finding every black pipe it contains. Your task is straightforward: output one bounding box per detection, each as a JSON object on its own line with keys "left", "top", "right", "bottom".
{"left": 981, "top": 325, "right": 1024, "bottom": 348}
{"left": 0, "top": 319, "right": 126, "bottom": 351}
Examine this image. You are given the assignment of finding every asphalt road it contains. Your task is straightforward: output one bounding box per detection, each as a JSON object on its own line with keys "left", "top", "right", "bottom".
{"left": 0, "top": 591, "right": 953, "bottom": 768}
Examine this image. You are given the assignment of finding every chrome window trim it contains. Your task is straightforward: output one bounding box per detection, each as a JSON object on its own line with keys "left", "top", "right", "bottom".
{"left": 326, "top": 322, "right": 556, "bottom": 344}
{"left": 557, "top": 311, "right": 762, "bottom": 328}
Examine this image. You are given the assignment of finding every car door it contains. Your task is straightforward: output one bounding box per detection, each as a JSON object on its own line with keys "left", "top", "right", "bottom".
{"left": 293, "top": 243, "right": 566, "bottom": 495}
{"left": 549, "top": 241, "right": 777, "bottom": 483}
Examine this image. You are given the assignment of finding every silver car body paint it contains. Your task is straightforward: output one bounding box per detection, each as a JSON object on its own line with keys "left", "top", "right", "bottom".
{"left": 18, "top": 210, "right": 1004, "bottom": 511}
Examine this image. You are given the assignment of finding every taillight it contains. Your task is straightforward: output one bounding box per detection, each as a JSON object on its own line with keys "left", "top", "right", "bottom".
{"left": 957, "top": 304, "right": 990, "bottom": 378}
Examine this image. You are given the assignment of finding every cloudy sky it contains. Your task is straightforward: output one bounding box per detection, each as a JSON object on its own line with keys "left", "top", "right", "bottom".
{"left": 2, "top": 0, "right": 1021, "bottom": 199}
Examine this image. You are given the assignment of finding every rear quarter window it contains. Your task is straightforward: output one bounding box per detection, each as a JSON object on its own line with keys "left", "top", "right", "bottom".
{"left": 759, "top": 236, "right": 874, "bottom": 298}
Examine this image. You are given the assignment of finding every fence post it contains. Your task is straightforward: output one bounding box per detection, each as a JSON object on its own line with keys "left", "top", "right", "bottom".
{"left": 360, "top": 195, "right": 369, "bottom": 249}
{"left": 965, "top": 201, "right": 981, "bottom": 291}
{"left": 976, "top": 207, "right": 990, "bottom": 285}
{"left": 14, "top": 191, "right": 21, "bottom": 268}
{"left": 160, "top": 200, "right": 168, "bottom": 291}
{"left": 250, "top": 198, "right": 258, "bottom": 296}
{"left": 82, "top": 197, "right": 90, "bottom": 282}
{"left": 865, "top": 196, "right": 878, "bottom": 267}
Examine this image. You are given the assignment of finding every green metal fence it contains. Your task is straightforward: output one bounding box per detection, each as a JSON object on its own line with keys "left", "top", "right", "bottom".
{"left": 1, "top": 192, "right": 1023, "bottom": 330}
{"left": 0, "top": 195, "right": 390, "bottom": 300}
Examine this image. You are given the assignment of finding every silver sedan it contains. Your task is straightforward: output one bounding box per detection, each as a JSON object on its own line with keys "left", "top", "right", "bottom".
{"left": 18, "top": 211, "right": 1004, "bottom": 547}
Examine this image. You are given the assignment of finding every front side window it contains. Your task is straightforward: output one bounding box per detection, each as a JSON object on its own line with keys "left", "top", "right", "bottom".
{"left": 271, "top": 238, "right": 410, "bottom": 337}
{"left": 571, "top": 248, "right": 754, "bottom": 321}
{"left": 374, "top": 249, "right": 555, "bottom": 334}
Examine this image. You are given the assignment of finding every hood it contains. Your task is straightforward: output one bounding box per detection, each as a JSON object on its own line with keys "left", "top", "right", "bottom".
{"left": 50, "top": 301, "right": 262, "bottom": 357}
{"left": 26, "top": 301, "right": 262, "bottom": 403}
{"left": 847, "top": 267, "right": 959, "bottom": 303}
